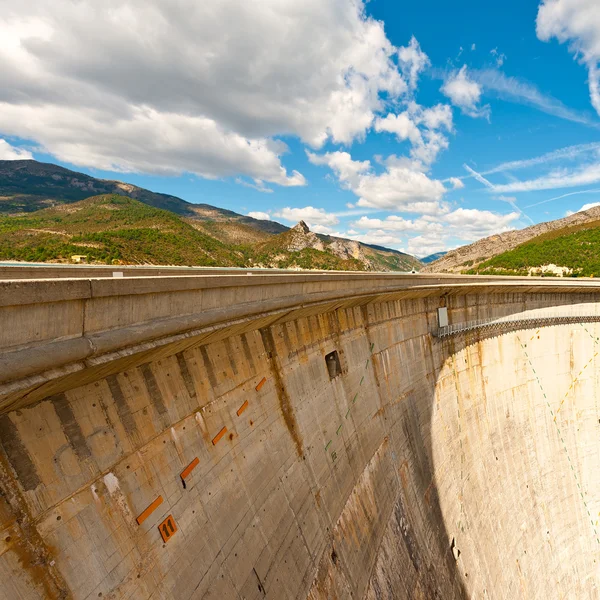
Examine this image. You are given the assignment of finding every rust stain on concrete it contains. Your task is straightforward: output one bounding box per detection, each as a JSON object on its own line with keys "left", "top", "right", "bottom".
{"left": 260, "top": 327, "right": 304, "bottom": 459}
{"left": 0, "top": 449, "right": 70, "bottom": 598}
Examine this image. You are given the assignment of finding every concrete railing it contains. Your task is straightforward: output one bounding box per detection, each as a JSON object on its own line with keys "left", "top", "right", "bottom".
{"left": 2, "top": 269, "right": 600, "bottom": 412}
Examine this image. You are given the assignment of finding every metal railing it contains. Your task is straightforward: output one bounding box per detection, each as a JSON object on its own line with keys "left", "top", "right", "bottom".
{"left": 435, "top": 308, "right": 600, "bottom": 338}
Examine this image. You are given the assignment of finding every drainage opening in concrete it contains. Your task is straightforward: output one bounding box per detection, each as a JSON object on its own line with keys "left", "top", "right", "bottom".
{"left": 451, "top": 537, "right": 460, "bottom": 561}
{"left": 325, "top": 350, "right": 342, "bottom": 379}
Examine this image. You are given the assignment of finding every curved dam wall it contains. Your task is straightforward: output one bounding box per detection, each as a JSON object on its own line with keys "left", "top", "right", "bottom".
{"left": 0, "top": 272, "right": 599, "bottom": 599}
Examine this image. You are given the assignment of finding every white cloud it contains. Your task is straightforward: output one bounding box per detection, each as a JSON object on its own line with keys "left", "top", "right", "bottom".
{"left": 490, "top": 47, "right": 506, "bottom": 67}
{"left": 328, "top": 229, "right": 407, "bottom": 248}
{"left": 307, "top": 151, "right": 371, "bottom": 189}
{"left": 407, "top": 234, "right": 451, "bottom": 257}
{"left": 579, "top": 201, "right": 600, "bottom": 212}
{"left": 375, "top": 113, "right": 421, "bottom": 144}
{"left": 309, "top": 150, "right": 449, "bottom": 214}
{"left": 0, "top": 138, "right": 33, "bottom": 160}
{"left": 418, "top": 103, "right": 454, "bottom": 131}
{"left": 348, "top": 207, "right": 520, "bottom": 256}
{"left": 0, "top": 0, "right": 409, "bottom": 184}
{"left": 537, "top": 0, "right": 600, "bottom": 116}
{"left": 398, "top": 36, "right": 430, "bottom": 90}
{"left": 374, "top": 102, "right": 453, "bottom": 168}
{"left": 448, "top": 177, "right": 464, "bottom": 189}
{"left": 247, "top": 211, "right": 271, "bottom": 220}
{"left": 311, "top": 224, "right": 335, "bottom": 234}
{"left": 353, "top": 208, "right": 518, "bottom": 238}
{"left": 354, "top": 215, "right": 444, "bottom": 233}
{"left": 441, "top": 65, "right": 490, "bottom": 119}
{"left": 443, "top": 207, "right": 519, "bottom": 236}
{"left": 274, "top": 206, "right": 339, "bottom": 226}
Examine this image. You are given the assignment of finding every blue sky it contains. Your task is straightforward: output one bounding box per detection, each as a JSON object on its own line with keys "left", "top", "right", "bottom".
{"left": 1, "top": 0, "right": 600, "bottom": 256}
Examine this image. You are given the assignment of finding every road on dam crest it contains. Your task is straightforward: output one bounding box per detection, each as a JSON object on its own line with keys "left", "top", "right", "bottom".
{"left": 0, "top": 266, "right": 600, "bottom": 599}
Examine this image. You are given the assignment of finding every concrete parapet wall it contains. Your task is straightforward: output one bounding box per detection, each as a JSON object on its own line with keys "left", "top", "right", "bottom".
{"left": 2, "top": 273, "right": 600, "bottom": 413}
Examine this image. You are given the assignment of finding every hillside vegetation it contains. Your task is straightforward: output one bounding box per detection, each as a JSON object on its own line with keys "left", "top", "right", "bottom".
{"left": 0, "top": 195, "right": 249, "bottom": 266}
{"left": 466, "top": 219, "right": 600, "bottom": 277}
{"left": 422, "top": 204, "right": 600, "bottom": 273}
{"left": 0, "top": 195, "right": 372, "bottom": 270}
{"left": 0, "top": 159, "right": 286, "bottom": 235}
{"left": 0, "top": 159, "right": 423, "bottom": 271}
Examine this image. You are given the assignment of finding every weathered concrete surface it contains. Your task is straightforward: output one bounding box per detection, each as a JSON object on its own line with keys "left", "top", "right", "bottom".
{"left": 0, "top": 270, "right": 599, "bottom": 599}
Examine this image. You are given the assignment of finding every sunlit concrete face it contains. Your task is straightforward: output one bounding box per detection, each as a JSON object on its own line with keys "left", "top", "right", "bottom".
{"left": 429, "top": 327, "right": 600, "bottom": 598}
{"left": 1, "top": 275, "right": 600, "bottom": 599}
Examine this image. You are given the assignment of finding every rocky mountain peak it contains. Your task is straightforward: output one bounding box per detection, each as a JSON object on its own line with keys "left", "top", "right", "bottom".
{"left": 286, "top": 221, "right": 324, "bottom": 252}
{"left": 291, "top": 220, "right": 310, "bottom": 234}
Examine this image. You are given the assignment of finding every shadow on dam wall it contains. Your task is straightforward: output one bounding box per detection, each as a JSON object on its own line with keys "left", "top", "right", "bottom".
{"left": 1, "top": 289, "right": 600, "bottom": 599}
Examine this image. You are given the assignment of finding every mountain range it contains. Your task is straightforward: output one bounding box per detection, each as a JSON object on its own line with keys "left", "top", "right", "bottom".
{"left": 422, "top": 206, "right": 600, "bottom": 274}
{"left": 0, "top": 160, "right": 422, "bottom": 271}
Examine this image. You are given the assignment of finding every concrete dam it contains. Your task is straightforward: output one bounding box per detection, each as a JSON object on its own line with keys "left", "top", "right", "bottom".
{"left": 1, "top": 267, "right": 600, "bottom": 599}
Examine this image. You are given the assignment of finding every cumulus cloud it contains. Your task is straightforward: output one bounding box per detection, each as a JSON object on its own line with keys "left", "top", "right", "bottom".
{"left": 537, "top": 0, "right": 600, "bottom": 116}
{"left": 354, "top": 215, "right": 444, "bottom": 233}
{"left": 448, "top": 177, "right": 464, "bottom": 189}
{"left": 0, "top": 138, "right": 33, "bottom": 160}
{"left": 0, "top": 0, "right": 409, "bottom": 185}
{"left": 354, "top": 167, "right": 447, "bottom": 212}
{"left": 308, "top": 150, "right": 448, "bottom": 214}
{"left": 441, "top": 65, "right": 490, "bottom": 119}
{"left": 407, "top": 234, "right": 451, "bottom": 257}
{"left": 247, "top": 211, "right": 271, "bottom": 220}
{"left": 398, "top": 36, "right": 431, "bottom": 90}
{"left": 274, "top": 206, "right": 340, "bottom": 227}
{"left": 350, "top": 207, "right": 520, "bottom": 256}
{"left": 375, "top": 102, "right": 454, "bottom": 168}
{"left": 307, "top": 151, "right": 371, "bottom": 189}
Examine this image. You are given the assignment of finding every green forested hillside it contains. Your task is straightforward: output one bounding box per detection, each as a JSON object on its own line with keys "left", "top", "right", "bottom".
{"left": 0, "top": 194, "right": 368, "bottom": 270}
{"left": 0, "top": 159, "right": 423, "bottom": 271}
{"left": 0, "top": 195, "right": 249, "bottom": 266}
{"left": 467, "top": 219, "right": 600, "bottom": 277}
